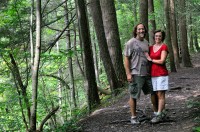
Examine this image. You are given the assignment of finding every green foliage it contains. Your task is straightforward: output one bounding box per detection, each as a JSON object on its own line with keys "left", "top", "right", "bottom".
{"left": 0, "top": 0, "right": 198, "bottom": 131}
{"left": 115, "top": 2, "right": 134, "bottom": 46}
{"left": 0, "top": 0, "right": 86, "bottom": 131}
{"left": 153, "top": 0, "right": 165, "bottom": 30}
{"left": 187, "top": 99, "right": 200, "bottom": 108}
{"left": 0, "top": 90, "right": 24, "bottom": 131}
{"left": 0, "top": 0, "right": 30, "bottom": 49}
{"left": 55, "top": 119, "right": 82, "bottom": 132}
{"left": 193, "top": 126, "right": 200, "bottom": 132}
{"left": 99, "top": 71, "right": 107, "bottom": 84}
{"left": 187, "top": 99, "right": 200, "bottom": 132}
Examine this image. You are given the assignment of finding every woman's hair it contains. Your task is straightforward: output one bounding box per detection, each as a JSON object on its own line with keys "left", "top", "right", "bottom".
{"left": 132, "top": 23, "right": 147, "bottom": 38}
{"left": 153, "top": 30, "right": 165, "bottom": 42}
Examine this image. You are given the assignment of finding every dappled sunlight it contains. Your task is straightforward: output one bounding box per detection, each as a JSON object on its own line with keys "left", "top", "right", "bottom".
{"left": 173, "top": 95, "right": 187, "bottom": 100}
{"left": 167, "top": 94, "right": 187, "bottom": 100}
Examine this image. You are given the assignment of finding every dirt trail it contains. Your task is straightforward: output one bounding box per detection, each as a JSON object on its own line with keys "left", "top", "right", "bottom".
{"left": 79, "top": 53, "right": 200, "bottom": 132}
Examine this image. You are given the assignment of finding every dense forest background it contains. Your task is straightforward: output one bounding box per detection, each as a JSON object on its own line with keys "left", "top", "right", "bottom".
{"left": 0, "top": 0, "right": 199, "bottom": 131}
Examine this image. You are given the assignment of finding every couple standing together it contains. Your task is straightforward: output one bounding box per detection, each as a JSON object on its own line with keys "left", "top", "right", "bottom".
{"left": 124, "top": 23, "right": 169, "bottom": 124}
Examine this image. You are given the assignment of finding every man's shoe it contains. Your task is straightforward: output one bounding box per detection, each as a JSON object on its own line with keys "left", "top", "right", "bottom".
{"left": 130, "top": 117, "right": 140, "bottom": 125}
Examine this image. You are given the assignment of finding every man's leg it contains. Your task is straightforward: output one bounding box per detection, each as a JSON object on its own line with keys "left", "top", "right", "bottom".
{"left": 129, "top": 97, "right": 140, "bottom": 124}
{"left": 129, "top": 97, "right": 136, "bottom": 117}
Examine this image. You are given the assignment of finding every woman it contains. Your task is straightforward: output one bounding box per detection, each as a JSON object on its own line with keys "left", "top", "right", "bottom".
{"left": 146, "top": 30, "right": 169, "bottom": 123}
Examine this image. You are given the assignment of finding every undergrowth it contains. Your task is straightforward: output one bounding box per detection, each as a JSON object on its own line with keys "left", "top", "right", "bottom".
{"left": 187, "top": 99, "right": 200, "bottom": 132}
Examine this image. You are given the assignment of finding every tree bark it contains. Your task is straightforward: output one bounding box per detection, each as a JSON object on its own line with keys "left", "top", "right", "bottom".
{"left": 139, "top": 0, "right": 149, "bottom": 41}
{"left": 148, "top": 0, "right": 156, "bottom": 45}
{"left": 164, "top": 0, "right": 176, "bottom": 72}
{"left": 30, "top": 0, "right": 34, "bottom": 69}
{"left": 63, "top": 0, "right": 77, "bottom": 108}
{"left": 88, "top": 0, "right": 120, "bottom": 95}
{"left": 30, "top": 0, "right": 41, "bottom": 131}
{"left": 91, "top": 27, "right": 100, "bottom": 85}
{"left": 76, "top": 0, "right": 100, "bottom": 113}
{"left": 133, "top": 0, "right": 138, "bottom": 24}
{"left": 178, "top": 0, "right": 192, "bottom": 67}
{"left": 188, "top": 15, "right": 195, "bottom": 52}
{"left": 100, "top": 0, "right": 126, "bottom": 84}
{"left": 169, "top": 0, "right": 180, "bottom": 68}
{"left": 38, "top": 106, "right": 59, "bottom": 132}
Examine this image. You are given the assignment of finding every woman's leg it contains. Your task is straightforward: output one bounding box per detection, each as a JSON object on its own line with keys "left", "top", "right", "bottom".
{"left": 151, "top": 93, "right": 158, "bottom": 113}
{"left": 157, "top": 91, "right": 165, "bottom": 114}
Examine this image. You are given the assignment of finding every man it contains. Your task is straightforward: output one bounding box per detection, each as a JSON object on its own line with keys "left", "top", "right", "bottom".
{"left": 124, "top": 23, "right": 156, "bottom": 125}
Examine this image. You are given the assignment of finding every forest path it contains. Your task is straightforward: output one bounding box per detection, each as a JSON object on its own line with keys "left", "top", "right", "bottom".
{"left": 78, "top": 53, "right": 200, "bottom": 132}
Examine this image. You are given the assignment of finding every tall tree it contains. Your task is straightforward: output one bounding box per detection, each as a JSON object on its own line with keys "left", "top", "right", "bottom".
{"left": 30, "top": 0, "right": 41, "bottom": 130}
{"left": 4, "top": 54, "right": 30, "bottom": 130}
{"left": 133, "top": 0, "right": 138, "bottom": 25}
{"left": 164, "top": 0, "right": 176, "bottom": 72}
{"left": 188, "top": 15, "right": 195, "bottom": 52}
{"left": 100, "top": 0, "right": 126, "bottom": 84}
{"left": 88, "top": 0, "right": 120, "bottom": 95}
{"left": 91, "top": 27, "right": 100, "bottom": 85}
{"left": 63, "top": 0, "right": 77, "bottom": 108}
{"left": 139, "top": 0, "right": 149, "bottom": 41}
{"left": 57, "top": 44, "right": 64, "bottom": 125}
{"left": 178, "top": 0, "right": 192, "bottom": 67}
{"left": 30, "top": 0, "right": 34, "bottom": 69}
{"left": 169, "top": 0, "right": 180, "bottom": 68}
{"left": 76, "top": 0, "right": 100, "bottom": 113}
{"left": 148, "top": 0, "right": 156, "bottom": 45}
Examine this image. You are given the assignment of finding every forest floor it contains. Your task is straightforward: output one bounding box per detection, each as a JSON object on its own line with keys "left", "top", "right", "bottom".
{"left": 78, "top": 53, "right": 200, "bottom": 132}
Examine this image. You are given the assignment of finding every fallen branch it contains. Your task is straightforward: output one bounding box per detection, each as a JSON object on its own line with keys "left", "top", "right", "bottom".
{"left": 98, "top": 86, "right": 111, "bottom": 95}
{"left": 169, "top": 86, "right": 182, "bottom": 91}
{"left": 38, "top": 106, "right": 59, "bottom": 131}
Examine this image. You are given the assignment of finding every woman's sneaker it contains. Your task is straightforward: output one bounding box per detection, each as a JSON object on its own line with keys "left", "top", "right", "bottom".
{"left": 130, "top": 117, "right": 140, "bottom": 125}
{"left": 151, "top": 112, "right": 166, "bottom": 124}
{"left": 150, "top": 114, "right": 163, "bottom": 123}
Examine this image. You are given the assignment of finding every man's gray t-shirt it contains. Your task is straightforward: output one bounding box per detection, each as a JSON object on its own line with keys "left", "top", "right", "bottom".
{"left": 124, "top": 37, "right": 150, "bottom": 76}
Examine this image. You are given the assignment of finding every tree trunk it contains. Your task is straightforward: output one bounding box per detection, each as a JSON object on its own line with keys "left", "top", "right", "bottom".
{"left": 164, "top": 0, "right": 176, "bottom": 72}
{"left": 63, "top": 0, "right": 77, "bottom": 108}
{"left": 91, "top": 27, "right": 100, "bottom": 85}
{"left": 88, "top": 0, "right": 120, "bottom": 95}
{"left": 56, "top": 40, "right": 64, "bottom": 125}
{"left": 30, "top": 0, "right": 34, "bottom": 70}
{"left": 100, "top": 0, "right": 126, "bottom": 84}
{"left": 188, "top": 15, "right": 195, "bottom": 52}
{"left": 76, "top": 0, "right": 100, "bottom": 113}
{"left": 178, "top": 0, "right": 192, "bottom": 67}
{"left": 169, "top": 0, "right": 180, "bottom": 68}
{"left": 189, "top": 32, "right": 194, "bottom": 52}
{"left": 133, "top": 0, "right": 138, "bottom": 24}
{"left": 5, "top": 54, "right": 30, "bottom": 130}
{"left": 148, "top": 0, "right": 156, "bottom": 45}
{"left": 73, "top": 22, "right": 84, "bottom": 77}
{"left": 30, "top": 0, "right": 41, "bottom": 131}
{"left": 139, "top": 0, "right": 149, "bottom": 41}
